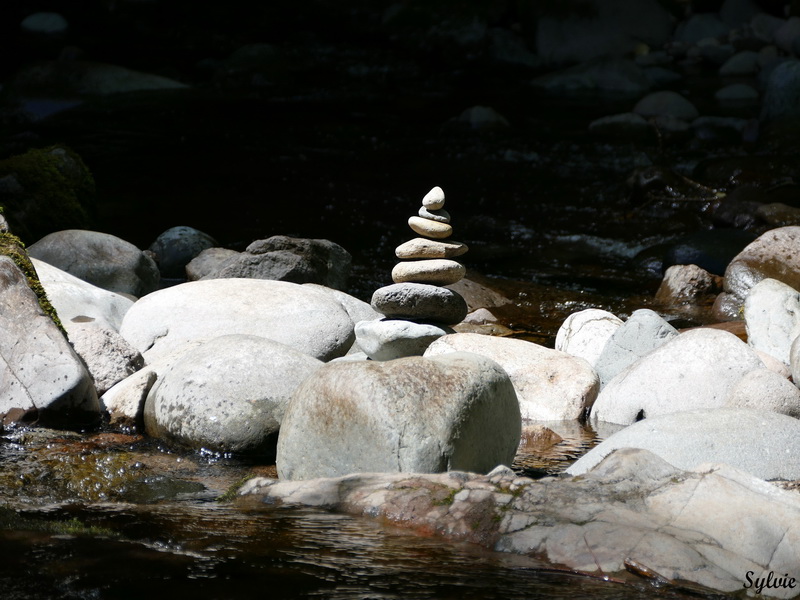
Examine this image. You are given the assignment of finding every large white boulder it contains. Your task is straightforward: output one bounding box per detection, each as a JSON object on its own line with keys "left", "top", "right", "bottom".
{"left": 593, "top": 308, "right": 679, "bottom": 387}
{"left": 32, "top": 257, "right": 134, "bottom": 331}
{"left": 277, "top": 352, "right": 521, "bottom": 480}
{"left": 119, "top": 279, "right": 355, "bottom": 362}
{"left": 744, "top": 278, "right": 800, "bottom": 365}
{"left": 555, "top": 308, "right": 622, "bottom": 368}
{"left": 570, "top": 408, "right": 800, "bottom": 481}
{"left": 144, "top": 334, "right": 322, "bottom": 456}
{"left": 424, "top": 333, "right": 598, "bottom": 421}
{"left": 590, "top": 328, "right": 764, "bottom": 425}
{"left": 0, "top": 256, "right": 98, "bottom": 422}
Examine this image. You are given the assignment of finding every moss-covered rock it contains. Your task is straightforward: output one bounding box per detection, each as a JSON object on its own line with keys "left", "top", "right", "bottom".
{"left": 0, "top": 217, "right": 64, "bottom": 334}
{"left": 0, "top": 145, "right": 95, "bottom": 244}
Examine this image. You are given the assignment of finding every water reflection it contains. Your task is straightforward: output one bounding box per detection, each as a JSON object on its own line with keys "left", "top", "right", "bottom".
{"left": 0, "top": 503, "right": 700, "bottom": 600}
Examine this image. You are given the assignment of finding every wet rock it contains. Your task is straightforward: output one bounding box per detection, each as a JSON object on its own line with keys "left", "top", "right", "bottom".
{"left": 720, "top": 226, "right": 800, "bottom": 315}
{"left": 719, "top": 49, "right": 760, "bottom": 75}
{"left": 587, "top": 112, "right": 652, "bottom": 141}
{"left": 241, "top": 447, "right": 800, "bottom": 597}
{"left": 662, "top": 229, "right": 757, "bottom": 276}
{"left": 144, "top": 334, "right": 322, "bottom": 456}
{"left": 147, "top": 226, "right": 217, "bottom": 279}
{"left": 32, "top": 257, "right": 134, "bottom": 331}
{"left": 456, "top": 106, "right": 510, "bottom": 130}
{"left": 654, "top": 264, "right": 722, "bottom": 305}
{"left": 6, "top": 60, "right": 187, "bottom": 97}
{"left": 202, "top": 235, "right": 351, "bottom": 291}
{"left": 674, "top": 13, "right": 729, "bottom": 43}
{"left": 715, "top": 82, "right": 759, "bottom": 102}
{"left": 761, "top": 59, "right": 800, "bottom": 124}
{"left": 720, "top": 0, "right": 761, "bottom": 28}
{"left": 726, "top": 368, "right": 800, "bottom": 417}
{"left": 20, "top": 12, "right": 68, "bottom": 35}
{"left": 371, "top": 283, "right": 468, "bottom": 325}
{"left": 531, "top": 58, "right": 651, "bottom": 95}
{"left": 424, "top": 333, "right": 598, "bottom": 421}
{"left": 756, "top": 202, "right": 800, "bottom": 227}
{"left": 119, "top": 279, "right": 355, "bottom": 362}
{"left": 555, "top": 308, "right": 623, "bottom": 368}
{"left": 744, "top": 278, "right": 800, "bottom": 364}
{"left": 534, "top": 0, "right": 673, "bottom": 65}
{"left": 276, "top": 352, "right": 520, "bottom": 480}
{"left": 633, "top": 90, "right": 699, "bottom": 121}
{"left": 0, "top": 255, "right": 99, "bottom": 423}
{"left": 594, "top": 309, "right": 679, "bottom": 388}
{"left": 68, "top": 322, "right": 144, "bottom": 396}
{"left": 590, "top": 329, "right": 764, "bottom": 425}
{"left": 445, "top": 274, "right": 512, "bottom": 312}
{"left": 185, "top": 247, "right": 240, "bottom": 280}
{"left": 355, "top": 319, "right": 453, "bottom": 361}
{"left": 572, "top": 408, "right": 800, "bottom": 480}
{"left": 28, "top": 229, "right": 159, "bottom": 297}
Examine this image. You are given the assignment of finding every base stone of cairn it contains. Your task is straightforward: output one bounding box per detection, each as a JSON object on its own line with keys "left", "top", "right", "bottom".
{"left": 356, "top": 186, "right": 469, "bottom": 361}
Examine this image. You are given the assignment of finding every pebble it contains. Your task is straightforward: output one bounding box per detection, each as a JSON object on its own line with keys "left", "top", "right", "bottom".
{"left": 422, "top": 186, "right": 445, "bottom": 210}
{"left": 418, "top": 207, "right": 450, "bottom": 223}
{"left": 391, "top": 259, "right": 465, "bottom": 286}
{"left": 395, "top": 238, "right": 468, "bottom": 259}
{"left": 408, "top": 216, "right": 453, "bottom": 239}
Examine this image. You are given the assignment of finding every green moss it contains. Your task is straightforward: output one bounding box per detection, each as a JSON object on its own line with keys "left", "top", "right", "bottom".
{"left": 0, "top": 145, "right": 96, "bottom": 243}
{"left": 0, "top": 506, "right": 115, "bottom": 537}
{"left": 431, "top": 487, "right": 459, "bottom": 507}
{"left": 217, "top": 474, "right": 257, "bottom": 503}
{"left": 0, "top": 231, "right": 65, "bottom": 335}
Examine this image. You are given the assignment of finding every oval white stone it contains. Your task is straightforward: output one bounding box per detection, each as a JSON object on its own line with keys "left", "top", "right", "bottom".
{"left": 392, "top": 259, "right": 465, "bottom": 286}
{"left": 421, "top": 186, "right": 445, "bottom": 210}
{"left": 408, "top": 216, "right": 452, "bottom": 239}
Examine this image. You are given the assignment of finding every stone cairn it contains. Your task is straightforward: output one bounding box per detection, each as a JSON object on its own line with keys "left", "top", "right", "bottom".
{"left": 355, "top": 186, "right": 469, "bottom": 360}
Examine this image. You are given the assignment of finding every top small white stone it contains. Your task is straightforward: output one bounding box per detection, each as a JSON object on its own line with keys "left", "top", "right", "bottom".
{"left": 422, "top": 186, "right": 445, "bottom": 210}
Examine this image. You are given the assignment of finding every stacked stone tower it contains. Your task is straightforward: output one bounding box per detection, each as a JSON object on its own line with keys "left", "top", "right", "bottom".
{"left": 355, "top": 186, "right": 469, "bottom": 360}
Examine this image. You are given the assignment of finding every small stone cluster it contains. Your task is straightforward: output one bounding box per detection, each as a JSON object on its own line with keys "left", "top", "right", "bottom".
{"left": 355, "top": 186, "right": 469, "bottom": 360}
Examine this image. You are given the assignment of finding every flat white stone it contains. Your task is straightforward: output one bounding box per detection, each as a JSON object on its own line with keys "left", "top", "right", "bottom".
{"left": 391, "top": 259, "right": 465, "bottom": 286}
{"left": 395, "top": 238, "right": 468, "bottom": 259}
{"left": 408, "top": 216, "right": 453, "bottom": 239}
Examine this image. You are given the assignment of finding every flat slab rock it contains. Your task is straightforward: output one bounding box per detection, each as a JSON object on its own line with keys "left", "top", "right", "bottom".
{"left": 237, "top": 448, "right": 800, "bottom": 598}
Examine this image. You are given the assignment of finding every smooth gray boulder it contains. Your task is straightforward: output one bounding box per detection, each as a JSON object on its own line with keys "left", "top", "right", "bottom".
{"left": 240, "top": 447, "right": 800, "bottom": 598}
{"left": 720, "top": 226, "right": 800, "bottom": 312}
{"left": 762, "top": 59, "right": 800, "bottom": 123}
{"left": 147, "top": 225, "right": 217, "bottom": 278}
{"left": 0, "top": 256, "right": 99, "bottom": 422}
{"left": 355, "top": 319, "right": 452, "bottom": 361}
{"left": 594, "top": 308, "right": 679, "bottom": 387}
{"left": 744, "top": 278, "right": 800, "bottom": 365}
{"left": 144, "top": 335, "right": 322, "bottom": 456}
{"left": 726, "top": 368, "right": 800, "bottom": 418}
{"left": 119, "top": 279, "right": 355, "bottom": 362}
{"left": 28, "top": 229, "right": 159, "bottom": 297}
{"left": 185, "top": 247, "right": 240, "bottom": 280}
{"left": 590, "top": 328, "right": 764, "bottom": 425}
{"left": 277, "top": 352, "right": 521, "bottom": 480}
{"left": 32, "top": 257, "right": 134, "bottom": 331}
{"left": 633, "top": 90, "right": 699, "bottom": 120}
{"left": 424, "top": 333, "right": 599, "bottom": 421}
{"left": 202, "top": 235, "right": 352, "bottom": 291}
{"left": 570, "top": 408, "right": 800, "bottom": 481}
{"left": 67, "top": 322, "right": 144, "bottom": 396}
{"left": 555, "top": 308, "right": 622, "bottom": 368}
